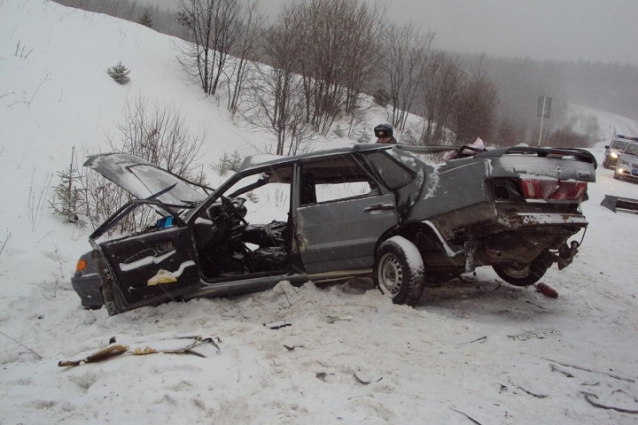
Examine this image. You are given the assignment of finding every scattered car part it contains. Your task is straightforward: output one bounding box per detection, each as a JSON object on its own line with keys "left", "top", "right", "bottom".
{"left": 58, "top": 335, "right": 218, "bottom": 367}
{"left": 536, "top": 282, "right": 559, "bottom": 299}
{"left": 600, "top": 194, "right": 638, "bottom": 213}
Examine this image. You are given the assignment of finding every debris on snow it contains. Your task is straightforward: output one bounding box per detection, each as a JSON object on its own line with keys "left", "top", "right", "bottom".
{"left": 451, "top": 408, "right": 483, "bottom": 425}
{"left": 326, "top": 315, "right": 353, "bottom": 324}
{"left": 536, "top": 282, "right": 559, "bottom": 299}
{"left": 58, "top": 344, "right": 128, "bottom": 367}
{"left": 508, "top": 329, "right": 559, "bottom": 341}
{"left": 549, "top": 363, "right": 574, "bottom": 378}
{"left": 263, "top": 321, "right": 292, "bottom": 330}
{"left": 58, "top": 335, "right": 220, "bottom": 367}
{"left": 509, "top": 379, "right": 549, "bottom": 398}
{"left": 582, "top": 392, "right": 638, "bottom": 414}
{"left": 542, "top": 358, "right": 636, "bottom": 383}
{"left": 458, "top": 336, "right": 487, "bottom": 346}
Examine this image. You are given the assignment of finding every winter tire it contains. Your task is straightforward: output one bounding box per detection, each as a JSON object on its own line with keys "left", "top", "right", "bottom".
{"left": 374, "top": 236, "right": 425, "bottom": 306}
{"left": 613, "top": 170, "right": 620, "bottom": 180}
{"left": 492, "top": 250, "right": 553, "bottom": 287}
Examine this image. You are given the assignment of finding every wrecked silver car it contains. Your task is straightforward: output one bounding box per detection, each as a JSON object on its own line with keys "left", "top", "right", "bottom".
{"left": 85, "top": 144, "right": 596, "bottom": 315}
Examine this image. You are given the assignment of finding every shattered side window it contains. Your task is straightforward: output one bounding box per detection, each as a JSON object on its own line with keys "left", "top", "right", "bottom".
{"left": 365, "top": 152, "right": 413, "bottom": 189}
{"left": 299, "top": 156, "right": 377, "bottom": 205}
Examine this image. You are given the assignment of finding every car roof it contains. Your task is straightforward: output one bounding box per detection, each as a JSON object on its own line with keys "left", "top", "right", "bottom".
{"left": 238, "top": 144, "right": 392, "bottom": 173}
{"left": 615, "top": 134, "right": 638, "bottom": 142}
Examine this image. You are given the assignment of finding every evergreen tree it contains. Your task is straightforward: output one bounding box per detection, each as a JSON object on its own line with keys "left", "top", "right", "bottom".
{"left": 107, "top": 61, "right": 131, "bottom": 85}
{"left": 49, "top": 167, "right": 85, "bottom": 225}
{"left": 138, "top": 9, "right": 154, "bottom": 28}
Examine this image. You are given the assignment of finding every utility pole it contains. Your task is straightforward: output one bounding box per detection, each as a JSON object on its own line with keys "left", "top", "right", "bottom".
{"left": 537, "top": 96, "right": 552, "bottom": 146}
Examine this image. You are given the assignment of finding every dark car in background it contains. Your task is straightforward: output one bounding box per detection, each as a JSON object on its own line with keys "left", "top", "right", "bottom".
{"left": 80, "top": 145, "right": 596, "bottom": 316}
{"left": 603, "top": 135, "right": 638, "bottom": 169}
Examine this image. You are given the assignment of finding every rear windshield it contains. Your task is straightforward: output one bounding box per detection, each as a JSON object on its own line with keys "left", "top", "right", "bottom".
{"left": 365, "top": 151, "right": 414, "bottom": 189}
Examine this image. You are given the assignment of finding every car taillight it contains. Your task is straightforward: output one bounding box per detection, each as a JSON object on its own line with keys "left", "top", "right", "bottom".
{"left": 519, "top": 179, "right": 587, "bottom": 201}
{"left": 76, "top": 259, "right": 87, "bottom": 272}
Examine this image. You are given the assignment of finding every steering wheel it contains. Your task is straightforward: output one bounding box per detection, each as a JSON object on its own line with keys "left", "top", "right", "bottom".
{"left": 221, "top": 195, "right": 248, "bottom": 226}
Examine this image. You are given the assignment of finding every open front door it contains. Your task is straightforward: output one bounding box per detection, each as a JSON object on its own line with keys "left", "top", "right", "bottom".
{"left": 96, "top": 224, "right": 200, "bottom": 315}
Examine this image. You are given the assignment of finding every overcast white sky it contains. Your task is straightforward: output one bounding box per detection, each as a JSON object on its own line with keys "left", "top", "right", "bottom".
{"left": 154, "top": 0, "right": 638, "bottom": 66}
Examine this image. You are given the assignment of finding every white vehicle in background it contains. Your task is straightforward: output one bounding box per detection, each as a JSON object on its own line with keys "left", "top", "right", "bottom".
{"left": 614, "top": 142, "right": 638, "bottom": 181}
{"left": 603, "top": 134, "right": 638, "bottom": 169}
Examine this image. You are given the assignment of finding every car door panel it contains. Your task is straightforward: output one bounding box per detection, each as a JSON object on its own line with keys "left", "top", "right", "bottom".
{"left": 296, "top": 193, "right": 397, "bottom": 274}
{"left": 100, "top": 226, "right": 200, "bottom": 309}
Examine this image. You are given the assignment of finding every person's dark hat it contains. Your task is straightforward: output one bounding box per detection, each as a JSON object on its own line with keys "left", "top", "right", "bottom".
{"left": 374, "top": 123, "right": 393, "bottom": 138}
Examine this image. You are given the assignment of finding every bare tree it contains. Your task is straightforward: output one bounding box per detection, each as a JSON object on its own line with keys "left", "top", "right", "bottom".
{"left": 419, "top": 51, "right": 462, "bottom": 144}
{"left": 176, "top": 0, "right": 241, "bottom": 96}
{"left": 453, "top": 58, "right": 499, "bottom": 144}
{"left": 247, "top": 66, "right": 312, "bottom": 155}
{"left": 106, "top": 95, "right": 205, "bottom": 179}
{"left": 493, "top": 117, "right": 530, "bottom": 147}
{"left": 242, "top": 10, "right": 312, "bottom": 155}
{"left": 279, "top": 0, "right": 384, "bottom": 135}
{"left": 381, "top": 23, "right": 435, "bottom": 132}
{"left": 78, "top": 168, "right": 136, "bottom": 232}
{"left": 74, "top": 96, "right": 207, "bottom": 232}
{"left": 226, "top": 0, "right": 265, "bottom": 115}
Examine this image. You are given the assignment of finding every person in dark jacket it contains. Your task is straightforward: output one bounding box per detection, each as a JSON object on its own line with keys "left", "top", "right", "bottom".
{"left": 374, "top": 123, "right": 397, "bottom": 144}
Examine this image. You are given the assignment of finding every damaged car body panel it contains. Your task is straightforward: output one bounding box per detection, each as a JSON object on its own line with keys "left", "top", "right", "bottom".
{"left": 400, "top": 146, "right": 596, "bottom": 280}
{"left": 85, "top": 144, "right": 596, "bottom": 315}
{"left": 84, "top": 153, "right": 209, "bottom": 206}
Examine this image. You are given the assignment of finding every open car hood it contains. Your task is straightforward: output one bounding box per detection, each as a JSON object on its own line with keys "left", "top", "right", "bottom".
{"left": 84, "top": 153, "right": 207, "bottom": 205}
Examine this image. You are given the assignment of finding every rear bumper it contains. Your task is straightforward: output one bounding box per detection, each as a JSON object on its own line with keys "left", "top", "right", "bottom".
{"left": 504, "top": 212, "right": 588, "bottom": 229}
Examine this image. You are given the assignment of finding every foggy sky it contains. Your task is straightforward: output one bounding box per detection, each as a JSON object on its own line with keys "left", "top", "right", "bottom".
{"left": 154, "top": 0, "right": 638, "bottom": 66}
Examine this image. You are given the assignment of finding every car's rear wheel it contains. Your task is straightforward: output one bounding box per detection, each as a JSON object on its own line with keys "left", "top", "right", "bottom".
{"left": 374, "top": 236, "right": 425, "bottom": 306}
{"left": 492, "top": 250, "right": 553, "bottom": 287}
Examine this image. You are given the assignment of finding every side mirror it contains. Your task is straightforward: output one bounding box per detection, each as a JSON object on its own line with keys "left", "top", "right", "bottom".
{"left": 604, "top": 145, "right": 609, "bottom": 149}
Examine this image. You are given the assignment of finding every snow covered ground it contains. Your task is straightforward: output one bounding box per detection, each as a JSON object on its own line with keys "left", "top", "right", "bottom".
{"left": 1, "top": 1, "right": 638, "bottom": 424}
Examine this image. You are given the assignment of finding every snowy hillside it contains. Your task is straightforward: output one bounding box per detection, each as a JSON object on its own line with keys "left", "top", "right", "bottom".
{"left": 1, "top": 1, "right": 638, "bottom": 424}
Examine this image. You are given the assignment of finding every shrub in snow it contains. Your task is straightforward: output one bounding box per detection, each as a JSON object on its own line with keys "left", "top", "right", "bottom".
{"left": 356, "top": 127, "right": 370, "bottom": 144}
{"left": 107, "top": 61, "right": 130, "bottom": 85}
{"left": 214, "top": 150, "right": 243, "bottom": 175}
